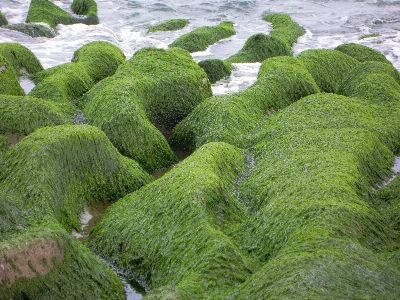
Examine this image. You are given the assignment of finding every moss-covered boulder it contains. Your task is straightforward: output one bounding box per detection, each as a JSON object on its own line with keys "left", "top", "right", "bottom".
{"left": 169, "top": 21, "right": 235, "bottom": 53}
{"left": 226, "top": 13, "right": 305, "bottom": 64}
{"left": 263, "top": 13, "right": 306, "bottom": 53}
{"left": 26, "top": 0, "right": 99, "bottom": 28}
{"left": 0, "top": 11, "right": 8, "bottom": 26}
{"left": 335, "top": 43, "right": 392, "bottom": 64}
{"left": 0, "top": 124, "right": 152, "bottom": 299}
{"left": 297, "top": 48, "right": 360, "bottom": 93}
{"left": 89, "top": 142, "right": 253, "bottom": 299}
{"left": 0, "top": 43, "right": 43, "bottom": 96}
{"left": 337, "top": 61, "right": 400, "bottom": 104}
{"left": 198, "top": 58, "right": 232, "bottom": 84}
{"left": 148, "top": 18, "right": 189, "bottom": 33}
{"left": 170, "top": 56, "right": 319, "bottom": 151}
{"left": 0, "top": 124, "right": 152, "bottom": 230}
{"left": 0, "top": 95, "right": 74, "bottom": 136}
{"left": 71, "top": 0, "right": 99, "bottom": 25}
{"left": 4, "top": 23, "right": 57, "bottom": 38}
{"left": 81, "top": 47, "right": 211, "bottom": 171}
{"left": 29, "top": 41, "right": 124, "bottom": 103}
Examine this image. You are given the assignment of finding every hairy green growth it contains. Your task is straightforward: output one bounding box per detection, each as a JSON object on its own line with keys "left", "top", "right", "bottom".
{"left": 4, "top": 23, "right": 57, "bottom": 38}
{"left": 170, "top": 56, "right": 319, "bottom": 151}
{"left": 148, "top": 19, "right": 189, "bottom": 33}
{"left": 338, "top": 61, "right": 400, "bottom": 104}
{"left": 26, "top": 0, "right": 99, "bottom": 28}
{"left": 0, "top": 220, "right": 126, "bottom": 299}
{"left": 262, "top": 13, "right": 306, "bottom": 52}
{"left": 71, "top": 0, "right": 99, "bottom": 25}
{"left": 198, "top": 59, "right": 232, "bottom": 83}
{"left": 359, "top": 33, "right": 380, "bottom": 40}
{"left": 81, "top": 47, "right": 211, "bottom": 171}
{"left": 0, "top": 124, "right": 152, "bottom": 230}
{"left": 89, "top": 142, "right": 253, "bottom": 299}
{"left": 225, "top": 33, "right": 289, "bottom": 64}
{"left": 0, "top": 11, "right": 8, "bottom": 26}
{"left": 169, "top": 21, "right": 235, "bottom": 52}
{"left": 335, "top": 43, "right": 391, "bottom": 64}
{"left": 29, "top": 41, "right": 124, "bottom": 103}
{"left": 297, "top": 48, "right": 359, "bottom": 93}
{"left": 0, "top": 95, "right": 74, "bottom": 135}
{"left": 0, "top": 43, "right": 43, "bottom": 96}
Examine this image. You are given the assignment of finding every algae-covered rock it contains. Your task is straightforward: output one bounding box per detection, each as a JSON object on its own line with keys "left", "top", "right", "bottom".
{"left": 297, "top": 48, "right": 359, "bottom": 93}
{"left": 71, "top": 0, "right": 99, "bottom": 25}
{"left": 0, "top": 11, "right": 8, "bottom": 26}
{"left": 0, "top": 95, "right": 74, "bottom": 135}
{"left": 148, "top": 18, "right": 189, "bottom": 33}
{"left": 225, "top": 33, "right": 289, "bottom": 64}
{"left": 0, "top": 43, "right": 43, "bottom": 96}
{"left": 4, "top": 22, "right": 57, "bottom": 38}
{"left": 337, "top": 61, "right": 400, "bottom": 104}
{"left": 0, "top": 124, "right": 152, "bottom": 230}
{"left": 170, "top": 56, "right": 319, "bottom": 151}
{"left": 0, "top": 224, "right": 126, "bottom": 299}
{"left": 262, "top": 13, "right": 306, "bottom": 53}
{"left": 0, "top": 124, "right": 152, "bottom": 299}
{"left": 89, "top": 142, "right": 253, "bottom": 299}
{"left": 26, "top": 0, "right": 99, "bottom": 28}
{"left": 169, "top": 21, "right": 235, "bottom": 53}
{"left": 226, "top": 13, "right": 305, "bottom": 64}
{"left": 198, "top": 58, "right": 232, "bottom": 84}
{"left": 29, "top": 41, "right": 124, "bottom": 102}
{"left": 81, "top": 47, "right": 211, "bottom": 171}
{"left": 335, "top": 43, "right": 392, "bottom": 64}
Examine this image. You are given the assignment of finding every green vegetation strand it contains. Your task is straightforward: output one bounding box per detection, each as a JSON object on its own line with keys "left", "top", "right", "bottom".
{"left": 148, "top": 19, "right": 189, "bottom": 33}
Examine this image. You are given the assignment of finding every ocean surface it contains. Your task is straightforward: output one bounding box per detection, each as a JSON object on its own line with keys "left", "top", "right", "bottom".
{"left": 1, "top": 0, "right": 399, "bottom": 94}
{"left": 1, "top": 0, "right": 400, "bottom": 298}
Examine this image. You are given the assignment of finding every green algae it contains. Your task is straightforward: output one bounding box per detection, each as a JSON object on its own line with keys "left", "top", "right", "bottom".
{"left": 89, "top": 142, "right": 253, "bottom": 299}
{"left": 29, "top": 41, "right": 124, "bottom": 103}
{"left": 0, "top": 95, "right": 74, "bottom": 136}
{"left": 359, "top": 33, "right": 380, "bottom": 40}
{"left": 0, "top": 124, "right": 152, "bottom": 299}
{"left": 81, "top": 47, "right": 211, "bottom": 171}
{"left": 226, "top": 13, "right": 305, "bottom": 64}
{"left": 26, "top": 0, "right": 99, "bottom": 28}
{"left": 0, "top": 125, "right": 152, "bottom": 231}
{"left": 198, "top": 59, "right": 232, "bottom": 84}
{"left": 148, "top": 19, "right": 189, "bottom": 33}
{"left": 0, "top": 43, "right": 43, "bottom": 96}
{"left": 0, "top": 11, "right": 8, "bottom": 26}
{"left": 170, "top": 56, "right": 319, "bottom": 151}
{"left": 335, "top": 43, "right": 392, "bottom": 64}
{"left": 297, "top": 48, "right": 360, "bottom": 93}
{"left": 169, "top": 21, "right": 235, "bottom": 53}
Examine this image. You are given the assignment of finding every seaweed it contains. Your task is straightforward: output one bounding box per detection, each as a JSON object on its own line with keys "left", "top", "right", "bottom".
{"left": 335, "top": 43, "right": 392, "bottom": 64}
{"left": 148, "top": 19, "right": 189, "bottom": 33}
{"left": 0, "top": 43, "right": 43, "bottom": 96}
{"left": 81, "top": 47, "right": 211, "bottom": 171}
{"left": 89, "top": 142, "right": 253, "bottom": 299}
{"left": 26, "top": 0, "right": 99, "bottom": 28}
{"left": 29, "top": 41, "right": 125, "bottom": 103}
{"left": 359, "top": 33, "right": 380, "bottom": 40}
{"left": 0, "top": 95, "right": 74, "bottom": 136}
{"left": 297, "top": 48, "right": 359, "bottom": 93}
{"left": 170, "top": 56, "right": 319, "bottom": 151}
{"left": 198, "top": 59, "right": 232, "bottom": 84}
{"left": 169, "top": 21, "right": 235, "bottom": 53}
{"left": 0, "top": 11, "right": 8, "bottom": 26}
{"left": 71, "top": 0, "right": 99, "bottom": 25}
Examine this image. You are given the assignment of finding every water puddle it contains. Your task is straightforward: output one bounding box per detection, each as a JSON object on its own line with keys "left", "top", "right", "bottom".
{"left": 18, "top": 76, "right": 36, "bottom": 94}
{"left": 377, "top": 156, "right": 400, "bottom": 189}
